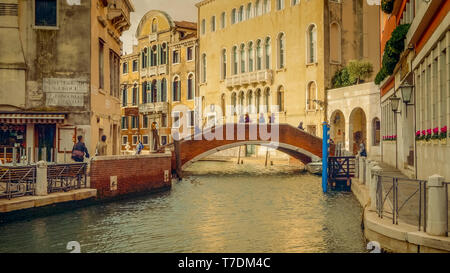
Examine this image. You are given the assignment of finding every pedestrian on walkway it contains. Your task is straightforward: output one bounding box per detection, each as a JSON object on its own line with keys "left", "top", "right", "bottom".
{"left": 136, "top": 140, "right": 144, "bottom": 155}
{"left": 71, "top": 135, "right": 90, "bottom": 162}
{"left": 259, "top": 113, "right": 265, "bottom": 124}
{"left": 298, "top": 121, "right": 304, "bottom": 130}
{"left": 95, "top": 135, "right": 107, "bottom": 156}
{"left": 245, "top": 113, "right": 250, "bottom": 123}
{"left": 359, "top": 143, "right": 367, "bottom": 157}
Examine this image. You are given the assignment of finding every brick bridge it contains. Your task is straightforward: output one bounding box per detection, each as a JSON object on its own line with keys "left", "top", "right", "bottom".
{"left": 167, "top": 123, "right": 332, "bottom": 174}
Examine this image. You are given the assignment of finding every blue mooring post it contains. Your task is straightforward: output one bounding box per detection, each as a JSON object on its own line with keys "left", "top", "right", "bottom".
{"left": 322, "top": 122, "right": 329, "bottom": 193}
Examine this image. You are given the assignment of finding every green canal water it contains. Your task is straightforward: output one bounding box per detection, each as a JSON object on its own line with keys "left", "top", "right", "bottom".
{"left": 0, "top": 161, "right": 366, "bottom": 253}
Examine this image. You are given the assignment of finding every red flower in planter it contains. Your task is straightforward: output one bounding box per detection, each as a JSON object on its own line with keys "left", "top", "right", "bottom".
{"left": 441, "top": 126, "right": 447, "bottom": 139}
{"left": 416, "top": 131, "right": 420, "bottom": 137}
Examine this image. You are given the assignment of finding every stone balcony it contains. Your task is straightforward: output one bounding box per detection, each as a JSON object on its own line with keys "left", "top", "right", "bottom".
{"left": 225, "top": 70, "right": 273, "bottom": 88}
{"left": 139, "top": 102, "right": 169, "bottom": 114}
{"left": 158, "top": 64, "right": 168, "bottom": 75}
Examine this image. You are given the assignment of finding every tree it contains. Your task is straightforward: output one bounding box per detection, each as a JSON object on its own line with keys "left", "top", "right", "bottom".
{"left": 347, "top": 60, "right": 374, "bottom": 84}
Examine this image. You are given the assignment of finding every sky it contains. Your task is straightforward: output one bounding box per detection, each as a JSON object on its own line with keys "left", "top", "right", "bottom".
{"left": 121, "top": 0, "right": 199, "bottom": 54}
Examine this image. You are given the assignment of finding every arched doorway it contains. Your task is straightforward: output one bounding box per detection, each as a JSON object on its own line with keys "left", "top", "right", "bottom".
{"left": 330, "top": 110, "right": 345, "bottom": 147}
{"left": 349, "top": 107, "right": 367, "bottom": 155}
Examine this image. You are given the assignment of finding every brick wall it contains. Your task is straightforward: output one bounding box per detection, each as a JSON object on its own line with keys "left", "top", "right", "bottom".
{"left": 90, "top": 153, "right": 172, "bottom": 199}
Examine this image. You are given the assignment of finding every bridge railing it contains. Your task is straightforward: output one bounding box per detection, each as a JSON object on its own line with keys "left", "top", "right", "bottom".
{"left": 0, "top": 165, "right": 36, "bottom": 199}
{"left": 328, "top": 156, "right": 355, "bottom": 181}
{"left": 47, "top": 163, "right": 88, "bottom": 193}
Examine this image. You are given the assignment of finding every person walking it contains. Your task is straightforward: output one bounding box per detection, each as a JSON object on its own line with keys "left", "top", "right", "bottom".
{"left": 239, "top": 115, "right": 245, "bottom": 123}
{"left": 359, "top": 143, "right": 367, "bottom": 157}
{"left": 245, "top": 113, "right": 250, "bottom": 123}
{"left": 136, "top": 140, "right": 144, "bottom": 155}
{"left": 95, "top": 135, "right": 108, "bottom": 156}
{"left": 297, "top": 121, "right": 304, "bottom": 130}
{"left": 258, "top": 113, "right": 265, "bottom": 124}
{"left": 72, "top": 135, "right": 90, "bottom": 162}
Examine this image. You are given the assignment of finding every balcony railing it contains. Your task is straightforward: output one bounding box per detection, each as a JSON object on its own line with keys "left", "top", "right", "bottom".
{"left": 148, "top": 66, "right": 157, "bottom": 77}
{"left": 158, "top": 64, "right": 168, "bottom": 75}
{"left": 225, "top": 70, "right": 273, "bottom": 88}
{"left": 139, "top": 102, "right": 169, "bottom": 114}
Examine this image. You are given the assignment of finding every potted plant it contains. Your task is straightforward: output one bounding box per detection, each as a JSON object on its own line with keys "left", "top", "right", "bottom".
{"left": 441, "top": 126, "right": 447, "bottom": 144}
{"left": 415, "top": 131, "right": 421, "bottom": 142}
{"left": 426, "top": 129, "right": 432, "bottom": 142}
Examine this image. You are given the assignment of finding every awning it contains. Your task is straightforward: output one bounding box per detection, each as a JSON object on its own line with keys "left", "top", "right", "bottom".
{"left": 0, "top": 113, "right": 65, "bottom": 124}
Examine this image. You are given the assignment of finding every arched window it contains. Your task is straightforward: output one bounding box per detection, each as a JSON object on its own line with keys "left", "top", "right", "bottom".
{"left": 278, "top": 33, "right": 285, "bottom": 69}
{"left": 221, "top": 94, "right": 226, "bottom": 117}
{"left": 221, "top": 49, "right": 227, "bottom": 80}
{"left": 201, "top": 53, "right": 207, "bottom": 83}
{"left": 307, "top": 24, "right": 317, "bottom": 64}
{"left": 264, "top": 0, "right": 271, "bottom": 13}
{"left": 292, "top": 0, "right": 300, "bottom": 6}
{"left": 264, "top": 37, "right": 271, "bottom": 69}
{"left": 247, "top": 90, "right": 253, "bottom": 113}
{"left": 132, "top": 83, "right": 138, "bottom": 106}
{"left": 141, "top": 81, "right": 148, "bottom": 104}
{"left": 160, "top": 43, "right": 167, "bottom": 65}
{"left": 330, "top": 22, "right": 341, "bottom": 63}
{"left": 201, "top": 19, "right": 206, "bottom": 35}
{"left": 142, "top": 47, "right": 148, "bottom": 68}
{"left": 255, "top": 0, "right": 262, "bottom": 16}
{"left": 373, "top": 117, "right": 381, "bottom": 146}
{"left": 240, "top": 44, "right": 246, "bottom": 73}
{"left": 231, "top": 8, "right": 237, "bottom": 24}
{"left": 238, "top": 91, "right": 245, "bottom": 114}
{"left": 255, "top": 89, "right": 261, "bottom": 113}
{"left": 246, "top": 3, "right": 253, "bottom": 19}
{"left": 276, "top": 0, "right": 284, "bottom": 10}
{"left": 232, "top": 46, "right": 238, "bottom": 75}
{"left": 277, "top": 86, "right": 284, "bottom": 112}
{"left": 173, "top": 76, "right": 181, "bottom": 102}
{"left": 248, "top": 42, "right": 254, "bottom": 72}
{"left": 151, "top": 45, "right": 157, "bottom": 66}
{"left": 264, "top": 88, "right": 270, "bottom": 113}
{"left": 211, "top": 16, "right": 216, "bottom": 32}
{"left": 238, "top": 6, "right": 244, "bottom": 22}
{"left": 231, "top": 92, "right": 237, "bottom": 115}
{"left": 161, "top": 78, "right": 167, "bottom": 102}
{"left": 187, "top": 74, "right": 194, "bottom": 100}
{"left": 256, "top": 40, "right": 262, "bottom": 70}
{"left": 307, "top": 81, "right": 317, "bottom": 110}
{"left": 151, "top": 80, "right": 158, "bottom": 103}
{"left": 152, "top": 18, "right": 157, "bottom": 33}
{"left": 221, "top": 12, "right": 226, "bottom": 29}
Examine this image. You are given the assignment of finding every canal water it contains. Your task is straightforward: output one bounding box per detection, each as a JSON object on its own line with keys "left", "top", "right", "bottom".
{"left": 0, "top": 161, "right": 366, "bottom": 253}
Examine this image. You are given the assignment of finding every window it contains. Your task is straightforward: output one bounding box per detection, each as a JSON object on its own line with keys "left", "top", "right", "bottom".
{"left": 232, "top": 46, "right": 238, "bottom": 75}
{"left": 122, "top": 135, "right": 128, "bottom": 145}
{"left": 35, "top": 0, "right": 57, "bottom": 27}
{"left": 277, "top": 86, "right": 284, "bottom": 112}
{"left": 240, "top": 44, "right": 246, "bottom": 73}
{"left": 221, "top": 12, "right": 226, "bottom": 29}
{"left": 307, "top": 24, "right": 317, "bottom": 64}
{"left": 161, "top": 78, "right": 167, "bottom": 102}
{"left": 188, "top": 111, "right": 195, "bottom": 127}
{"left": 248, "top": 42, "right": 254, "bottom": 72}
{"left": 264, "top": 37, "right": 271, "bottom": 69}
{"left": 246, "top": 3, "right": 253, "bottom": 20}
{"left": 276, "top": 0, "right": 284, "bottom": 10}
{"left": 132, "top": 84, "right": 138, "bottom": 105}
{"left": 122, "top": 87, "right": 127, "bottom": 107}
{"left": 255, "top": 89, "right": 261, "bottom": 113}
{"left": 160, "top": 43, "right": 167, "bottom": 65}
{"left": 221, "top": 94, "right": 226, "bottom": 116}
{"left": 307, "top": 81, "right": 317, "bottom": 110}
{"left": 211, "top": 16, "right": 216, "bottom": 32}
{"left": 256, "top": 40, "right": 262, "bottom": 70}
{"left": 152, "top": 18, "right": 157, "bottom": 33}
{"left": 161, "top": 113, "right": 168, "bottom": 127}
{"left": 264, "top": 88, "right": 270, "bottom": 113}
{"left": 173, "top": 76, "right": 181, "bottom": 102}
{"left": 372, "top": 118, "right": 380, "bottom": 146}
{"left": 150, "top": 81, "right": 157, "bottom": 103}
{"left": 142, "top": 47, "right": 148, "bottom": 68}
{"left": 122, "top": 62, "right": 128, "bottom": 74}
{"left": 187, "top": 46, "right": 193, "bottom": 61}
{"left": 238, "top": 91, "right": 245, "bottom": 115}
{"left": 255, "top": 0, "right": 262, "bottom": 16}
{"left": 292, "top": 0, "right": 300, "bottom": 5}
{"left": 132, "top": 60, "right": 138, "bottom": 72}
{"left": 187, "top": 74, "right": 194, "bottom": 100}
{"left": 278, "top": 33, "right": 285, "bottom": 69}
{"left": 142, "top": 135, "right": 149, "bottom": 146}
{"left": 330, "top": 22, "right": 341, "bottom": 63}
{"left": 264, "top": 0, "right": 271, "bottom": 13}
{"left": 238, "top": 6, "right": 244, "bottom": 22}
{"left": 132, "top": 135, "right": 138, "bottom": 145}
{"left": 151, "top": 45, "right": 157, "bottom": 66}
{"left": 110, "top": 50, "right": 120, "bottom": 97}
{"left": 247, "top": 90, "right": 254, "bottom": 113}
{"left": 231, "top": 9, "right": 237, "bottom": 24}
{"left": 221, "top": 49, "right": 227, "bottom": 80}
{"left": 143, "top": 115, "right": 149, "bottom": 129}
{"left": 161, "top": 135, "right": 168, "bottom": 146}
{"left": 201, "top": 54, "right": 207, "bottom": 83}
{"left": 231, "top": 92, "right": 237, "bottom": 115}
{"left": 173, "top": 50, "right": 180, "bottom": 64}
{"left": 201, "top": 19, "right": 206, "bottom": 35}
{"left": 131, "top": 116, "right": 138, "bottom": 129}
{"left": 121, "top": 117, "right": 128, "bottom": 130}
{"left": 99, "top": 40, "right": 104, "bottom": 89}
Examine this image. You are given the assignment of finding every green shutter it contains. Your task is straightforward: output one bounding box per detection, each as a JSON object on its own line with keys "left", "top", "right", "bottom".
{"left": 157, "top": 44, "right": 161, "bottom": 66}
{"left": 157, "top": 80, "right": 161, "bottom": 102}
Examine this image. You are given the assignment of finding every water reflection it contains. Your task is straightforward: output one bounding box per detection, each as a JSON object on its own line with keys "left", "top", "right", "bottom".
{"left": 0, "top": 161, "right": 365, "bottom": 253}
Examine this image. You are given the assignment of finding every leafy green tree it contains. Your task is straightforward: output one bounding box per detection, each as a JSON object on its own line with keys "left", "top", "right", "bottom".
{"left": 347, "top": 60, "right": 373, "bottom": 84}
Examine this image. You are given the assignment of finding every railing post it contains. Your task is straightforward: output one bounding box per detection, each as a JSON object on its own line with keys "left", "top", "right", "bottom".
{"left": 355, "top": 155, "right": 359, "bottom": 179}
{"left": 35, "top": 161, "right": 48, "bottom": 196}
{"left": 365, "top": 159, "right": 373, "bottom": 185}
{"left": 370, "top": 165, "right": 382, "bottom": 212}
{"left": 359, "top": 156, "right": 365, "bottom": 183}
{"left": 426, "top": 174, "right": 447, "bottom": 236}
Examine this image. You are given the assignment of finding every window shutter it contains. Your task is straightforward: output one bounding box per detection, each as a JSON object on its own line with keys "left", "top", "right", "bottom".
{"left": 157, "top": 45, "right": 161, "bottom": 66}
{"left": 157, "top": 80, "right": 161, "bottom": 102}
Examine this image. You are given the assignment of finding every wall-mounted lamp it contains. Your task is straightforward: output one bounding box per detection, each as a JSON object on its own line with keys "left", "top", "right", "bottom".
{"left": 390, "top": 94, "right": 401, "bottom": 115}
{"left": 399, "top": 82, "right": 415, "bottom": 116}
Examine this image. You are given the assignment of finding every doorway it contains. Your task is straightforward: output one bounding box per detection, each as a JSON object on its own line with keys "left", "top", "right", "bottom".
{"left": 35, "top": 124, "right": 56, "bottom": 162}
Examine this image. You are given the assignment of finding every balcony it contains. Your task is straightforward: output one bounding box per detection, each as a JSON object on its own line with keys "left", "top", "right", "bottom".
{"left": 225, "top": 70, "right": 273, "bottom": 88}
{"left": 140, "top": 68, "right": 147, "bottom": 78}
{"left": 105, "top": 0, "right": 133, "bottom": 34}
{"left": 149, "top": 33, "right": 157, "bottom": 42}
{"left": 158, "top": 64, "right": 168, "bottom": 75}
{"left": 139, "top": 102, "right": 169, "bottom": 114}
{"left": 148, "top": 66, "right": 157, "bottom": 77}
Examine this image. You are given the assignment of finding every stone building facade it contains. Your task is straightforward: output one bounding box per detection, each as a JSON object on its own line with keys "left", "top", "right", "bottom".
{"left": 120, "top": 10, "right": 197, "bottom": 153}
{"left": 0, "top": 0, "right": 134, "bottom": 163}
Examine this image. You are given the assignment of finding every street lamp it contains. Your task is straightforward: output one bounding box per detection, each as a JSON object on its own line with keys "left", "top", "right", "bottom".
{"left": 390, "top": 94, "right": 401, "bottom": 114}
{"left": 400, "top": 83, "right": 414, "bottom": 105}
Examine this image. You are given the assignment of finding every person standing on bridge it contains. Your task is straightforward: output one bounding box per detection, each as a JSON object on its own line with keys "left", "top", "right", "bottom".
{"left": 245, "top": 113, "right": 250, "bottom": 123}
{"left": 71, "top": 135, "right": 90, "bottom": 162}
{"left": 298, "top": 121, "right": 304, "bottom": 130}
{"left": 95, "top": 135, "right": 107, "bottom": 156}
{"left": 259, "top": 113, "right": 265, "bottom": 124}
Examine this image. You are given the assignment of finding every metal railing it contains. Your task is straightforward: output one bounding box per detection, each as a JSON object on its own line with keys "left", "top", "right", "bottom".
{"left": 376, "top": 175, "right": 427, "bottom": 232}
{"left": 47, "top": 163, "right": 87, "bottom": 193}
{"left": 0, "top": 165, "right": 36, "bottom": 199}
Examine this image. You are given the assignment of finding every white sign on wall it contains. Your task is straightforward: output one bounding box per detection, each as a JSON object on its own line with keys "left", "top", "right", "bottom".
{"left": 44, "top": 78, "right": 88, "bottom": 107}
{"left": 46, "top": 93, "right": 84, "bottom": 107}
